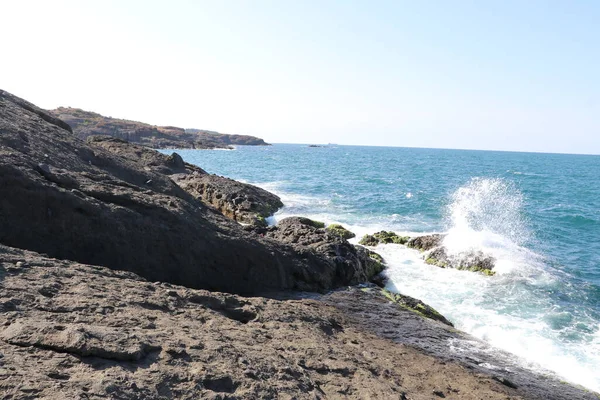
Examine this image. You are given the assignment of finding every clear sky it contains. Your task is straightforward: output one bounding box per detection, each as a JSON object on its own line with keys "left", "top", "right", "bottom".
{"left": 1, "top": 1, "right": 599, "bottom": 154}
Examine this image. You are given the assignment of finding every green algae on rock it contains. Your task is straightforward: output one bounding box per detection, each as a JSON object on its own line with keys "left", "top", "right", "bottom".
{"left": 326, "top": 224, "right": 356, "bottom": 240}
{"left": 358, "top": 231, "right": 410, "bottom": 246}
{"left": 380, "top": 289, "right": 454, "bottom": 327}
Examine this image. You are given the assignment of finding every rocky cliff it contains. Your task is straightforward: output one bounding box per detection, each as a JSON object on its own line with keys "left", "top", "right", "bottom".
{"left": 49, "top": 107, "right": 269, "bottom": 149}
{"left": 1, "top": 89, "right": 597, "bottom": 399}
{"left": 0, "top": 90, "right": 378, "bottom": 295}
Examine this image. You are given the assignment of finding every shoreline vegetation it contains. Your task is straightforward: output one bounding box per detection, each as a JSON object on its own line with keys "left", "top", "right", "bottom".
{"left": 1, "top": 89, "right": 598, "bottom": 399}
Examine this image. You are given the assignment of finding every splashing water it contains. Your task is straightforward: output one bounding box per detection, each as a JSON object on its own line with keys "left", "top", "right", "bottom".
{"left": 170, "top": 144, "right": 600, "bottom": 393}
{"left": 442, "top": 178, "right": 533, "bottom": 275}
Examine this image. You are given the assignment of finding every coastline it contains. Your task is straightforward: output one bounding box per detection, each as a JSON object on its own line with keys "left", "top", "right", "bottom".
{"left": 1, "top": 89, "right": 598, "bottom": 399}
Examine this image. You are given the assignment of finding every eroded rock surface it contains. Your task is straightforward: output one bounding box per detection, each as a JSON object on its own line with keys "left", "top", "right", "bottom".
{"left": 0, "top": 90, "right": 367, "bottom": 294}
{"left": 174, "top": 173, "right": 283, "bottom": 226}
{"left": 259, "top": 217, "right": 385, "bottom": 288}
{"left": 0, "top": 245, "right": 595, "bottom": 400}
{"left": 89, "top": 135, "right": 283, "bottom": 226}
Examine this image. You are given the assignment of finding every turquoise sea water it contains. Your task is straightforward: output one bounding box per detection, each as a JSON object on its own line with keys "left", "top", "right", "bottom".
{"left": 169, "top": 144, "right": 600, "bottom": 391}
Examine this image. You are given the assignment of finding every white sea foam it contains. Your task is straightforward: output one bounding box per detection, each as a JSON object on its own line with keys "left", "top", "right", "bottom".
{"left": 380, "top": 178, "right": 600, "bottom": 392}
{"left": 254, "top": 177, "right": 600, "bottom": 392}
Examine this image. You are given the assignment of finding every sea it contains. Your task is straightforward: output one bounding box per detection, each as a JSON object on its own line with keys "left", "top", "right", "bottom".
{"left": 166, "top": 144, "right": 600, "bottom": 392}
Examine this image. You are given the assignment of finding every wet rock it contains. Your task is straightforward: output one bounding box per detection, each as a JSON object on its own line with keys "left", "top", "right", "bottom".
{"left": 406, "top": 234, "right": 445, "bottom": 251}
{"left": 425, "top": 247, "right": 496, "bottom": 275}
{"left": 380, "top": 289, "right": 454, "bottom": 327}
{"left": 407, "top": 234, "right": 496, "bottom": 275}
{"left": 359, "top": 231, "right": 410, "bottom": 246}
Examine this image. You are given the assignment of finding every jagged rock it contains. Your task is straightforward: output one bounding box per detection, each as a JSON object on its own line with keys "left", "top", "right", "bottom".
{"left": 174, "top": 173, "right": 283, "bottom": 227}
{"left": 0, "top": 89, "right": 368, "bottom": 295}
{"left": 89, "top": 135, "right": 282, "bottom": 226}
{"left": 425, "top": 247, "right": 496, "bottom": 275}
{"left": 49, "top": 107, "right": 270, "bottom": 149}
{"left": 261, "top": 217, "right": 384, "bottom": 287}
{"left": 359, "top": 231, "right": 410, "bottom": 246}
{"left": 325, "top": 224, "right": 356, "bottom": 240}
{"left": 407, "top": 234, "right": 445, "bottom": 251}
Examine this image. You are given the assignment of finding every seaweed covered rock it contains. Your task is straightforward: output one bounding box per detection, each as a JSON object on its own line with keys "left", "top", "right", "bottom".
{"left": 326, "top": 224, "right": 356, "bottom": 240}
{"left": 359, "top": 231, "right": 410, "bottom": 246}
{"left": 380, "top": 289, "right": 454, "bottom": 327}
{"left": 407, "top": 234, "right": 496, "bottom": 275}
{"left": 261, "top": 217, "right": 385, "bottom": 287}
{"left": 426, "top": 247, "right": 496, "bottom": 275}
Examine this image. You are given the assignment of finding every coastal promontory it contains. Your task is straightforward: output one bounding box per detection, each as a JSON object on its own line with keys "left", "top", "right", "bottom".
{"left": 49, "top": 107, "right": 269, "bottom": 149}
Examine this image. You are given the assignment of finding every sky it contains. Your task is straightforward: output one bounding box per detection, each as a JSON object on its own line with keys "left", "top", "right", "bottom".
{"left": 1, "top": 0, "right": 599, "bottom": 154}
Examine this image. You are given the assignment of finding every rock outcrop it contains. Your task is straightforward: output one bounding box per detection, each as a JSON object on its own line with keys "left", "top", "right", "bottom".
{"left": 257, "top": 217, "right": 385, "bottom": 288}
{"left": 88, "top": 135, "right": 282, "bottom": 226}
{"left": 0, "top": 89, "right": 369, "bottom": 295}
{"left": 408, "top": 234, "right": 496, "bottom": 275}
{"left": 49, "top": 107, "right": 269, "bottom": 149}
{"left": 359, "top": 231, "right": 410, "bottom": 246}
{"left": 174, "top": 173, "right": 283, "bottom": 227}
{"left": 1, "top": 89, "right": 597, "bottom": 399}
{"left": 359, "top": 230, "right": 497, "bottom": 275}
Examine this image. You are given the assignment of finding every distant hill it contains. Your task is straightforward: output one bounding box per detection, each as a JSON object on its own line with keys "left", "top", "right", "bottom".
{"left": 48, "top": 107, "right": 270, "bottom": 149}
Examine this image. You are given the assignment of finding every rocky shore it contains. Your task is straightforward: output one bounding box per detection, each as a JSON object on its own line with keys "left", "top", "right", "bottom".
{"left": 49, "top": 107, "right": 270, "bottom": 150}
{"left": 1, "top": 89, "right": 598, "bottom": 399}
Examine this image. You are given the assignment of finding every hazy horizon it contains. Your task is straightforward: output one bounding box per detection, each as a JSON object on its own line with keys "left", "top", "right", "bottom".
{"left": 1, "top": 1, "right": 598, "bottom": 155}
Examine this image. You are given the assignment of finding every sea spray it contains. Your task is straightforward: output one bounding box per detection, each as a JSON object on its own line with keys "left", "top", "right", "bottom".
{"left": 173, "top": 144, "right": 600, "bottom": 393}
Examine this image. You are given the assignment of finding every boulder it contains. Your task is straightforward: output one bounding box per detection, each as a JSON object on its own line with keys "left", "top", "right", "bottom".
{"left": 359, "top": 231, "right": 410, "bottom": 246}
{"left": 174, "top": 173, "right": 283, "bottom": 227}
{"left": 325, "top": 224, "right": 356, "bottom": 240}
{"left": 408, "top": 234, "right": 496, "bottom": 275}
{"left": 407, "top": 233, "right": 445, "bottom": 251}
{"left": 261, "top": 217, "right": 385, "bottom": 287}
